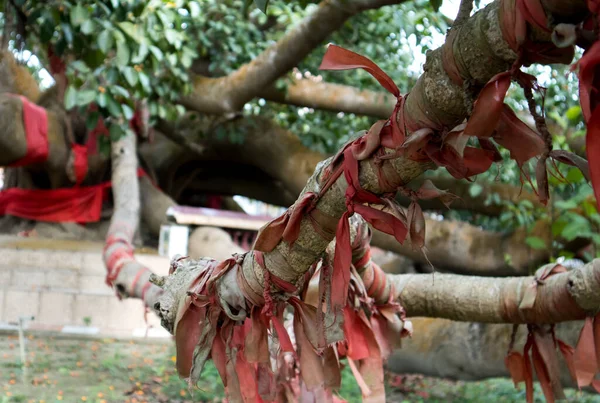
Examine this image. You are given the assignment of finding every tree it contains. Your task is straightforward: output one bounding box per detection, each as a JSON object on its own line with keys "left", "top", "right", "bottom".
{"left": 0, "top": 0, "right": 599, "bottom": 401}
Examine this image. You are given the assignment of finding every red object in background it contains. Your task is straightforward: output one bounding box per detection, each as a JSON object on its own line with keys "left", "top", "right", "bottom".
{"left": 206, "top": 195, "right": 223, "bottom": 209}
{"left": 0, "top": 169, "right": 146, "bottom": 223}
{"left": 0, "top": 185, "right": 105, "bottom": 223}
{"left": 9, "top": 96, "right": 49, "bottom": 167}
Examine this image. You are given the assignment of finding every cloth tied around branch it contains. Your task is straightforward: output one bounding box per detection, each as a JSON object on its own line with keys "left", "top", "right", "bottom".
{"left": 168, "top": 219, "right": 411, "bottom": 402}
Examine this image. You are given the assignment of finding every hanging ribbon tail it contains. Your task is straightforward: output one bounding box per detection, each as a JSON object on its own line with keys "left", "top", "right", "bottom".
{"left": 332, "top": 211, "right": 352, "bottom": 309}
{"left": 573, "top": 39, "right": 600, "bottom": 122}
{"left": 271, "top": 313, "right": 296, "bottom": 354}
{"left": 594, "top": 313, "right": 600, "bottom": 370}
{"left": 415, "top": 179, "right": 459, "bottom": 209}
{"left": 505, "top": 351, "right": 526, "bottom": 387}
{"left": 523, "top": 335, "right": 534, "bottom": 403}
{"left": 211, "top": 332, "right": 228, "bottom": 386}
{"left": 494, "top": 105, "right": 546, "bottom": 166}
{"left": 188, "top": 308, "right": 220, "bottom": 387}
{"left": 532, "top": 327, "right": 566, "bottom": 401}
{"left": 293, "top": 314, "right": 326, "bottom": 391}
{"left": 464, "top": 71, "right": 512, "bottom": 139}
{"left": 574, "top": 317, "right": 598, "bottom": 388}
{"left": 407, "top": 201, "right": 425, "bottom": 250}
{"left": 254, "top": 213, "right": 289, "bottom": 252}
{"left": 353, "top": 204, "right": 407, "bottom": 245}
{"left": 557, "top": 339, "right": 578, "bottom": 385}
{"left": 530, "top": 342, "right": 556, "bottom": 403}
{"left": 319, "top": 44, "right": 400, "bottom": 97}
{"left": 586, "top": 106, "right": 600, "bottom": 211}
{"left": 282, "top": 192, "right": 317, "bottom": 246}
{"left": 244, "top": 313, "right": 270, "bottom": 364}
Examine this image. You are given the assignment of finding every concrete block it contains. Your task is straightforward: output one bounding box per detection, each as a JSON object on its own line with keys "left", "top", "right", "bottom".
{"left": 106, "top": 298, "right": 146, "bottom": 330}
{"left": 0, "top": 290, "right": 4, "bottom": 322}
{"left": 0, "top": 270, "right": 11, "bottom": 285}
{"left": 73, "top": 295, "right": 110, "bottom": 328}
{"left": 81, "top": 253, "right": 106, "bottom": 275}
{"left": 0, "top": 249, "right": 83, "bottom": 271}
{"left": 0, "top": 249, "right": 22, "bottom": 268}
{"left": 45, "top": 269, "right": 79, "bottom": 289}
{"left": 39, "top": 292, "right": 74, "bottom": 325}
{"left": 44, "top": 250, "right": 84, "bottom": 270}
{"left": 3, "top": 290, "right": 39, "bottom": 323}
{"left": 79, "top": 275, "right": 112, "bottom": 295}
{"left": 11, "top": 270, "right": 46, "bottom": 290}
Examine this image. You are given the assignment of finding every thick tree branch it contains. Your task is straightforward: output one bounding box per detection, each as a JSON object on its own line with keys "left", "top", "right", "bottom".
{"left": 389, "top": 259, "right": 599, "bottom": 324}
{"left": 103, "top": 134, "right": 162, "bottom": 309}
{"left": 148, "top": 118, "right": 559, "bottom": 276}
{"left": 181, "top": 0, "right": 406, "bottom": 114}
{"left": 260, "top": 78, "right": 396, "bottom": 118}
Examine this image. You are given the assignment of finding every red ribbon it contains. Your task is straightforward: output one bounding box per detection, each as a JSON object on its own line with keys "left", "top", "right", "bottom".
{"left": 9, "top": 96, "right": 49, "bottom": 167}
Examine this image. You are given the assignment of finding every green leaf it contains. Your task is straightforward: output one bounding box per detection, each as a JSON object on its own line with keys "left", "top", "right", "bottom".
{"left": 116, "top": 40, "right": 130, "bottom": 66}
{"left": 254, "top": 0, "right": 269, "bottom": 13}
{"left": 525, "top": 236, "right": 546, "bottom": 250}
{"left": 81, "top": 20, "right": 95, "bottom": 35}
{"left": 70, "top": 4, "right": 89, "bottom": 27}
{"left": 118, "top": 22, "right": 145, "bottom": 44}
{"left": 77, "top": 90, "right": 96, "bottom": 106}
{"left": 61, "top": 23, "right": 74, "bottom": 44}
{"left": 562, "top": 220, "right": 590, "bottom": 241}
{"left": 109, "top": 123, "right": 124, "bottom": 140}
{"left": 112, "top": 86, "right": 130, "bottom": 98}
{"left": 565, "top": 167, "right": 584, "bottom": 183}
{"left": 106, "top": 95, "right": 122, "bottom": 118}
{"left": 98, "top": 30, "right": 114, "bottom": 54}
{"left": 122, "top": 103, "right": 134, "bottom": 120}
{"left": 131, "top": 43, "right": 149, "bottom": 64}
{"left": 64, "top": 86, "right": 78, "bottom": 110}
{"left": 469, "top": 183, "right": 483, "bottom": 198}
{"left": 566, "top": 105, "right": 581, "bottom": 122}
{"left": 70, "top": 60, "right": 90, "bottom": 73}
{"left": 430, "top": 0, "right": 442, "bottom": 11}
{"left": 138, "top": 72, "right": 151, "bottom": 93}
{"left": 149, "top": 45, "right": 163, "bottom": 61}
{"left": 175, "top": 105, "right": 186, "bottom": 116}
{"left": 123, "top": 67, "right": 138, "bottom": 87}
{"left": 97, "top": 92, "right": 108, "bottom": 108}
{"left": 555, "top": 200, "right": 578, "bottom": 210}
{"left": 189, "top": 2, "right": 201, "bottom": 17}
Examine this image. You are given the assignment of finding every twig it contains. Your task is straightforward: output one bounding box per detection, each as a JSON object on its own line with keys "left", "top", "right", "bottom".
{"left": 450, "top": 0, "right": 473, "bottom": 32}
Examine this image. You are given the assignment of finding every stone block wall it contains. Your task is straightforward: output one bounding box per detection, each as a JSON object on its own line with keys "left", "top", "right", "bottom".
{"left": 0, "top": 236, "right": 171, "bottom": 338}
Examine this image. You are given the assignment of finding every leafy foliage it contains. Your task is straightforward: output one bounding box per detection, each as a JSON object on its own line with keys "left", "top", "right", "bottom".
{"left": 14, "top": 0, "right": 200, "bottom": 137}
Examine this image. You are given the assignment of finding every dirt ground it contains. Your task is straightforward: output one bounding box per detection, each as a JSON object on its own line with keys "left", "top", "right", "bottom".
{"left": 2, "top": 332, "right": 600, "bottom": 403}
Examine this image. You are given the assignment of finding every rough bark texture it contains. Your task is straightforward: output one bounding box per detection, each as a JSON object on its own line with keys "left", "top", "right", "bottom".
{"left": 260, "top": 78, "right": 396, "bottom": 118}
{"left": 389, "top": 259, "right": 599, "bottom": 324}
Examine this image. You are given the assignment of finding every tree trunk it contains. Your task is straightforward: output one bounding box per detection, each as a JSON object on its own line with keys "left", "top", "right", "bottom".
{"left": 103, "top": 134, "right": 162, "bottom": 309}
